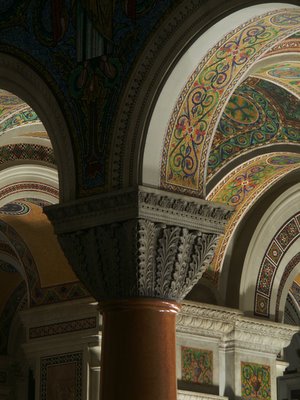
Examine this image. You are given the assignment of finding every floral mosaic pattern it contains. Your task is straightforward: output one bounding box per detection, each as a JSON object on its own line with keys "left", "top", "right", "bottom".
{"left": 207, "top": 153, "right": 300, "bottom": 283}
{"left": 255, "top": 212, "right": 300, "bottom": 317}
{"left": 161, "top": 9, "right": 300, "bottom": 196}
{"left": 253, "top": 61, "right": 300, "bottom": 98}
{"left": 241, "top": 362, "right": 271, "bottom": 400}
{"left": 207, "top": 78, "right": 300, "bottom": 180}
{"left": 181, "top": 346, "right": 213, "bottom": 385}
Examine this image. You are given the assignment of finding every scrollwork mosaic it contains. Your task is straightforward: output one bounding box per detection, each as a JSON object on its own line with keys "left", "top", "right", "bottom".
{"left": 161, "top": 9, "right": 300, "bottom": 196}
{"left": 207, "top": 78, "right": 300, "bottom": 180}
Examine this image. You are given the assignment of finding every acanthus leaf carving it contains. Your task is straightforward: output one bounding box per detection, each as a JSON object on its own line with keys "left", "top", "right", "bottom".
{"left": 137, "top": 219, "right": 158, "bottom": 297}
{"left": 155, "top": 225, "right": 181, "bottom": 297}
{"left": 181, "top": 233, "right": 218, "bottom": 299}
{"left": 171, "top": 229, "right": 196, "bottom": 298}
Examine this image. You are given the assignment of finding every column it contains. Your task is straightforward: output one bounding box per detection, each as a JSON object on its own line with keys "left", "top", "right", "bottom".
{"left": 45, "top": 185, "right": 232, "bottom": 400}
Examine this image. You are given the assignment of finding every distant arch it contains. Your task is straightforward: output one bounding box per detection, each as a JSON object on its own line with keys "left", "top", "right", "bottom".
{"left": 0, "top": 53, "right": 76, "bottom": 202}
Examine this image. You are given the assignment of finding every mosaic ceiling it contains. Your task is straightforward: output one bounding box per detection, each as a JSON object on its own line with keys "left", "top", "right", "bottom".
{"left": 160, "top": 8, "right": 300, "bottom": 197}
{"left": 206, "top": 153, "right": 300, "bottom": 284}
{"left": 207, "top": 77, "right": 300, "bottom": 181}
{"left": 252, "top": 61, "right": 300, "bottom": 98}
{"left": 0, "top": 89, "right": 40, "bottom": 134}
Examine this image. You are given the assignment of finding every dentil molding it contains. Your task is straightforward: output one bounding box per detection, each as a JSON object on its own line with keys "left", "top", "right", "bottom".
{"left": 45, "top": 185, "right": 233, "bottom": 234}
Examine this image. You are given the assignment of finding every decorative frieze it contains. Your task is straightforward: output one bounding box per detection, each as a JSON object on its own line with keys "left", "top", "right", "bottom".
{"left": 29, "top": 317, "right": 97, "bottom": 339}
{"left": 45, "top": 185, "right": 233, "bottom": 234}
{"left": 45, "top": 186, "right": 231, "bottom": 302}
{"left": 177, "top": 302, "right": 241, "bottom": 337}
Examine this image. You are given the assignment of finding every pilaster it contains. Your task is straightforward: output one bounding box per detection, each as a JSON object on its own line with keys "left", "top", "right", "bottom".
{"left": 20, "top": 298, "right": 101, "bottom": 400}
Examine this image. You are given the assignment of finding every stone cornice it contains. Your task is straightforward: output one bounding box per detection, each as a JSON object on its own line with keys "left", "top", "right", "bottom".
{"left": 177, "top": 302, "right": 299, "bottom": 354}
{"left": 178, "top": 391, "right": 228, "bottom": 400}
{"left": 177, "top": 302, "right": 241, "bottom": 337}
{"left": 44, "top": 185, "right": 233, "bottom": 235}
{"left": 232, "top": 317, "right": 299, "bottom": 353}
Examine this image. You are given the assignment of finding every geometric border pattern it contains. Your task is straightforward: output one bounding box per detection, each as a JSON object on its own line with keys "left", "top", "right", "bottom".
{"left": 255, "top": 212, "right": 300, "bottom": 317}
{"left": 29, "top": 317, "right": 97, "bottom": 339}
{"left": 40, "top": 352, "right": 82, "bottom": 400}
{"left": 275, "top": 252, "right": 300, "bottom": 321}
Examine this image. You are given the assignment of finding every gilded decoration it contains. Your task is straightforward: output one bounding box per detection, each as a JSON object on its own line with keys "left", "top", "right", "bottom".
{"left": 161, "top": 9, "right": 300, "bottom": 196}
{"left": 241, "top": 362, "right": 271, "bottom": 400}
{"left": 181, "top": 346, "right": 213, "bottom": 385}
{"left": 255, "top": 212, "right": 300, "bottom": 317}
{"left": 207, "top": 153, "right": 300, "bottom": 284}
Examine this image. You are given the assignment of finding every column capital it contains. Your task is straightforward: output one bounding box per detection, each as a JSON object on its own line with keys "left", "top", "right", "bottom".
{"left": 45, "top": 185, "right": 232, "bottom": 234}
{"left": 45, "top": 186, "right": 233, "bottom": 302}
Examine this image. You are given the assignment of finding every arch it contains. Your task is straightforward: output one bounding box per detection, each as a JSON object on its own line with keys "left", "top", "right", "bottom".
{"left": 240, "top": 183, "right": 300, "bottom": 317}
{"left": 275, "top": 253, "right": 300, "bottom": 321}
{"left": 0, "top": 53, "right": 76, "bottom": 202}
{"left": 110, "top": 1, "right": 300, "bottom": 190}
{"left": 0, "top": 165, "right": 59, "bottom": 205}
{"left": 144, "top": 4, "right": 300, "bottom": 193}
{"left": 0, "top": 218, "right": 89, "bottom": 307}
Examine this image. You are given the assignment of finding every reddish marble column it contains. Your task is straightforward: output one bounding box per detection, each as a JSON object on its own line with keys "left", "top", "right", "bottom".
{"left": 99, "top": 298, "right": 180, "bottom": 400}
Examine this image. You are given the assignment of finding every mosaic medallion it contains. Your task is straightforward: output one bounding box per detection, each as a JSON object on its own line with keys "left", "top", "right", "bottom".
{"left": 241, "top": 362, "right": 271, "bottom": 400}
{"left": 0, "top": 202, "right": 30, "bottom": 215}
{"left": 181, "top": 346, "right": 213, "bottom": 385}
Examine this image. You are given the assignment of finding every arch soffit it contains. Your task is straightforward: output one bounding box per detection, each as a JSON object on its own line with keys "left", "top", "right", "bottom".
{"left": 274, "top": 253, "right": 300, "bottom": 322}
{"left": 110, "top": 2, "right": 300, "bottom": 191}
{"left": 0, "top": 53, "right": 76, "bottom": 202}
{"left": 144, "top": 5, "right": 300, "bottom": 197}
{"left": 240, "top": 183, "right": 300, "bottom": 315}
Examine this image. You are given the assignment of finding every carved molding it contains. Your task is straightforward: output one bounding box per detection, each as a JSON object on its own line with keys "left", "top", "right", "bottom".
{"left": 177, "top": 302, "right": 242, "bottom": 337}
{"left": 232, "top": 318, "right": 299, "bottom": 353}
{"left": 178, "top": 391, "right": 228, "bottom": 400}
{"left": 57, "top": 220, "right": 219, "bottom": 301}
{"left": 177, "top": 302, "right": 299, "bottom": 354}
{"left": 45, "top": 185, "right": 233, "bottom": 235}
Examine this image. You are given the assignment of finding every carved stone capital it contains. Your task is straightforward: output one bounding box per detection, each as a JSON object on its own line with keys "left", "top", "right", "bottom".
{"left": 45, "top": 187, "right": 232, "bottom": 301}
